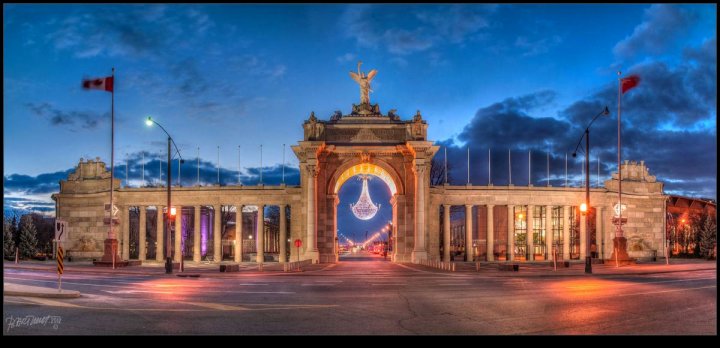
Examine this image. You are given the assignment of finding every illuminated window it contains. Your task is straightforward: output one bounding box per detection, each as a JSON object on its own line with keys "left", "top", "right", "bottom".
{"left": 552, "top": 206, "right": 563, "bottom": 258}
{"left": 514, "top": 205, "right": 527, "bottom": 259}
{"left": 532, "top": 206, "right": 546, "bottom": 258}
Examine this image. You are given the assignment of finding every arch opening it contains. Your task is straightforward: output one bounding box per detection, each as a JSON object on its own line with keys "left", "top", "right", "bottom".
{"left": 334, "top": 163, "right": 398, "bottom": 196}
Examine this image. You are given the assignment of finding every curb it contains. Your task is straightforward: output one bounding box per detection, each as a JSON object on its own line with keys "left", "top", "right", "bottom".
{"left": 4, "top": 283, "right": 81, "bottom": 299}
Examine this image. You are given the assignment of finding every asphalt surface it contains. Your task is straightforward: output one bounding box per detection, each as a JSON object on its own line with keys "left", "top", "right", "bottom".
{"left": 3, "top": 252, "right": 716, "bottom": 335}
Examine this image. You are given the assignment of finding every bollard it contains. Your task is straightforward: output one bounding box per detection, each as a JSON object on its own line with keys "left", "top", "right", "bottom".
{"left": 15, "top": 247, "right": 19, "bottom": 264}
{"left": 165, "top": 257, "right": 173, "bottom": 274}
{"left": 585, "top": 256, "right": 592, "bottom": 274}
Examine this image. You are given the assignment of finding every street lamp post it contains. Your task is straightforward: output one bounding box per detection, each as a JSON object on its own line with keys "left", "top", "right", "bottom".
{"left": 146, "top": 117, "right": 183, "bottom": 273}
{"left": 572, "top": 106, "right": 610, "bottom": 274}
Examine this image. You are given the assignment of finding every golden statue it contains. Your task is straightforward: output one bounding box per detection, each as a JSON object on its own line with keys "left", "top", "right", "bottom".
{"left": 349, "top": 61, "right": 377, "bottom": 105}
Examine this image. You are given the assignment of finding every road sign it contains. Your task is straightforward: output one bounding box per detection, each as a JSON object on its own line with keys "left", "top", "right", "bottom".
{"left": 105, "top": 204, "right": 119, "bottom": 216}
{"left": 57, "top": 246, "right": 64, "bottom": 275}
{"left": 294, "top": 239, "right": 302, "bottom": 248}
{"left": 55, "top": 220, "right": 67, "bottom": 241}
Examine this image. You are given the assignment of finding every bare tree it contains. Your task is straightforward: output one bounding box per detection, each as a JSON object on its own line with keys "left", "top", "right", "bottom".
{"left": 430, "top": 156, "right": 452, "bottom": 186}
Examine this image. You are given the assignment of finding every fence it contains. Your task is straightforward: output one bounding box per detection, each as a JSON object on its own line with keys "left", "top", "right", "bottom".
{"left": 283, "top": 259, "right": 312, "bottom": 272}
{"left": 419, "top": 258, "right": 455, "bottom": 272}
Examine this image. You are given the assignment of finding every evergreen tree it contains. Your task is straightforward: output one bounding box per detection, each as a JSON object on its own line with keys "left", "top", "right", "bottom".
{"left": 698, "top": 212, "right": 717, "bottom": 259}
{"left": 3, "top": 218, "right": 16, "bottom": 257}
{"left": 18, "top": 216, "right": 38, "bottom": 259}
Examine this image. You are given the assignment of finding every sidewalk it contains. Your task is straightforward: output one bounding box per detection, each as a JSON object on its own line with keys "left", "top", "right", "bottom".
{"left": 404, "top": 258, "right": 717, "bottom": 277}
{"left": 4, "top": 282, "right": 81, "bottom": 298}
{"left": 3, "top": 260, "right": 328, "bottom": 277}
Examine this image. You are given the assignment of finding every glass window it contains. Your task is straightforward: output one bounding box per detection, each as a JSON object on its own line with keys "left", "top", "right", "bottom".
{"left": 514, "top": 205, "right": 527, "bottom": 259}
{"left": 532, "top": 206, "right": 545, "bottom": 258}
{"left": 552, "top": 206, "right": 563, "bottom": 259}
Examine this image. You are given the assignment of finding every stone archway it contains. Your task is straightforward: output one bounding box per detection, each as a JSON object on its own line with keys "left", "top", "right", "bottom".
{"left": 292, "top": 107, "right": 438, "bottom": 263}
{"left": 328, "top": 160, "right": 402, "bottom": 262}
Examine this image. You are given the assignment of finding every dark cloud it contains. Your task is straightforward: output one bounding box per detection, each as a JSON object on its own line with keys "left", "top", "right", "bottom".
{"left": 457, "top": 90, "right": 570, "bottom": 149}
{"left": 441, "top": 38, "right": 716, "bottom": 199}
{"left": 25, "top": 102, "right": 108, "bottom": 130}
{"left": 112, "top": 151, "right": 300, "bottom": 187}
{"left": 4, "top": 169, "right": 73, "bottom": 195}
{"left": 614, "top": 5, "right": 697, "bottom": 58}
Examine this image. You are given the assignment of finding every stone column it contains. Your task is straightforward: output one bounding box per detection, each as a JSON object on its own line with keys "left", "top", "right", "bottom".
{"left": 443, "top": 204, "right": 451, "bottom": 262}
{"left": 194, "top": 206, "right": 201, "bottom": 262}
{"left": 563, "top": 205, "right": 570, "bottom": 261}
{"left": 235, "top": 205, "right": 243, "bottom": 263}
{"left": 507, "top": 205, "right": 515, "bottom": 261}
{"left": 139, "top": 206, "right": 146, "bottom": 261}
{"left": 596, "top": 206, "right": 604, "bottom": 259}
{"left": 465, "top": 205, "right": 473, "bottom": 261}
{"left": 412, "top": 163, "right": 427, "bottom": 262}
{"left": 279, "top": 204, "right": 287, "bottom": 263}
{"left": 306, "top": 166, "right": 318, "bottom": 257}
{"left": 580, "top": 212, "right": 587, "bottom": 259}
{"left": 156, "top": 205, "right": 164, "bottom": 262}
{"left": 256, "top": 204, "right": 265, "bottom": 263}
{"left": 487, "top": 205, "right": 494, "bottom": 261}
{"left": 174, "top": 205, "right": 182, "bottom": 262}
{"left": 122, "top": 205, "right": 130, "bottom": 260}
{"left": 545, "top": 205, "right": 553, "bottom": 261}
{"left": 213, "top": 204, "right": 222, "bottom": 263}
{"left": 526, "top": 205, "right": 534, "bottom": 261}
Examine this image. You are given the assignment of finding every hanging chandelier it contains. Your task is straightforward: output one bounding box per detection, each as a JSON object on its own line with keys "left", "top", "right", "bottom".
{"left": 351, "top": 175, "right": 380, "bottom": 220}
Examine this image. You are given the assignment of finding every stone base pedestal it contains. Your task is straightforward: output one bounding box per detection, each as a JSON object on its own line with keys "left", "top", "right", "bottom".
{"left": 609, "top": 237, "right": 634, "bottom": 265}
{"left": 411, "top": 250, "right": 428, "bottom": 263}
{"left": 303, "top": 250, "right": 320, "bottom": 264}
{"left": 99, "top": 238, "right": 120, "bottom": 263}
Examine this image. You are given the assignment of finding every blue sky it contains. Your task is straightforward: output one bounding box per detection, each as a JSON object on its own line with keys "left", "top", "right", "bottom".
{"left": 4, "top": 4, "right": 717, "bottom": 240}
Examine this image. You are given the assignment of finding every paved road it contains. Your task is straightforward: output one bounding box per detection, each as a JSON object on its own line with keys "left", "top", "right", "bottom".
{"left": 3, "top": 253, "right": 716, "bottom": 335}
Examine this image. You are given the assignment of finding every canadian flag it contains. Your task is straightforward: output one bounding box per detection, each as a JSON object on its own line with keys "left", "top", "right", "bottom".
{"left": 82, "top": 76, "right": 113, "bottom": 92}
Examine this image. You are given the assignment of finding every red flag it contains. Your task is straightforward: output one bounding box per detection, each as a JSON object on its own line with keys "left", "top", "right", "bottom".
{"left": 82, "top": 76, "right": 113, "bottom": 92}
{"left": 620, "top": 75, "right": 640, "bottom": 94}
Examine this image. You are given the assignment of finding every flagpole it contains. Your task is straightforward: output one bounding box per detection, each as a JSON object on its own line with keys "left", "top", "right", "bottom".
{"left": 109, "top": 67, "right": 115, "bottom": 240}
{"left": 197, "top": 146, "right": 200, "bottom": 186}
{"left": 142, "top": 151, "right": 145, "bottom": 186}
{"left": 217, "top": 146, "right": 220, "bottom": 185}
{"left": 597, "top": 155, "right": 600, "bottom": 187}
{"left": 282, "top": 144, "right": 286, "bottom": 185}
{"left": 488, "top": 148, "right": 491, "bottom": 186}
{"left": 444, "top": 147, "right": 447, "bottom": 184}
{"left": 528, "top": 149, "right": 531, "bottom": 186}
{"left": 126, "top": 154, "right": 128, "bottom": 187}
{"left": 615, "top": 71, "right": 623, "bottom": 267}
{"left": 238, "top": 145, "right": 242, "bottom": 185}
{"left": 547, "top": 150, "right": 550, "bottom": 187}
{"left": 467, "top": 146, "right": 470, "bottom": 185}
{"left": 260, "top": 144, "right": 263, "bottom": 185}
{"left": 565, "top": 152, "right": 568, "bottom": 188}
{"left": 508, "top": 149, "right": 512, "bottom": 185}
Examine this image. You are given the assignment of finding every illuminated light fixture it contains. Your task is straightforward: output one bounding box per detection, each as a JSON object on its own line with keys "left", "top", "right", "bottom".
{"left": 580, "top": 203, "right": 588, "bottom": 213}
{"left": 351, "top": 175, "right": 380, "bottom": 220}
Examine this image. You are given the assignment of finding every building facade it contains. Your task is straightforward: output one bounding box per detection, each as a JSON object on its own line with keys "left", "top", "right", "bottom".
{"left": 52, "top": 92, "right": 668, "bottom": 264}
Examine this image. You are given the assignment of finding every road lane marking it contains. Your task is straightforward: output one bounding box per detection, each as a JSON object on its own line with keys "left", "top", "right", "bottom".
{"left": 183, "top": 302, "right": 249, "bottom": 311}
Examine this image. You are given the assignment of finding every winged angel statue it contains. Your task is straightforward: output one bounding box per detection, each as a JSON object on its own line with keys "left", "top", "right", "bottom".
{"left": 349, "top": 61, "right": 377, "bottom": 105}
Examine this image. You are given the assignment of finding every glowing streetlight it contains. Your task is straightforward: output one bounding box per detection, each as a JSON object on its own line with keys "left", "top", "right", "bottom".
{"left": 572, "top": 106, "right": 610, "bottom": 274}
{"left": 145, "top": 116, "right": 183, "bottom": 273}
